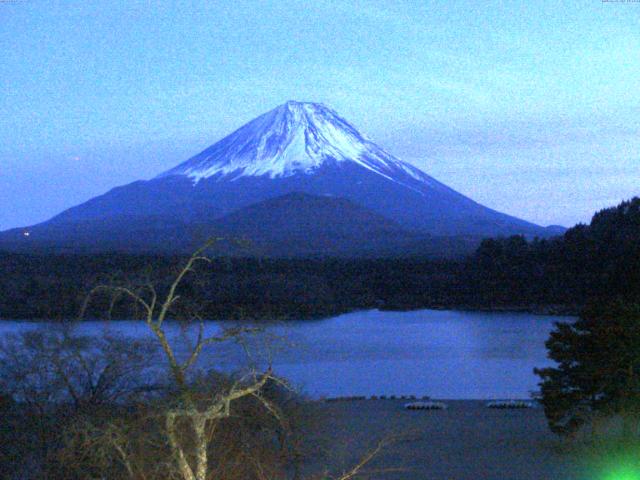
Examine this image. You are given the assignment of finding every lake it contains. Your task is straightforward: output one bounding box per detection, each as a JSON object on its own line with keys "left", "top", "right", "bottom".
{"left": 0, "top": 309, "right": 573, "bottom": 399}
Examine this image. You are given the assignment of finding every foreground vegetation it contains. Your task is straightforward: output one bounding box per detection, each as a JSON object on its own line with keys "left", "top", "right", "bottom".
{"left": 536, "top": 300, "right": 640, "bottom": 437}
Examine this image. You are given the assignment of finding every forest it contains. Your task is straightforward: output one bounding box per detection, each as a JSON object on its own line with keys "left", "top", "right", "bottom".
{"left": 1, "top": 197, "right": 638, "bottom": 321}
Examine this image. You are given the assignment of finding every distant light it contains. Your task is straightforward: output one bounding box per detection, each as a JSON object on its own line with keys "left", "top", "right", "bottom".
{"left": 23, "top": 231, "right": 30, "bottom": 237}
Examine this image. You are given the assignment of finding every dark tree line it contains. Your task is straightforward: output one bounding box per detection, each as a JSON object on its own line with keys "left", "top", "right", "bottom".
{"left": 466, "top": 197, "right": 640, "bottom": 308}
{"left": 1, "top": 197, "right": 639, "bottom": 321}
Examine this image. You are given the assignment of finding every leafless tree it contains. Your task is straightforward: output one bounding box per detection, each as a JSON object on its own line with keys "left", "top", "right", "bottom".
{"left": 0, "top": 325, "right": 157, "bottom": 478}
{"left": 76, "top": 241, "right": 323, "bottom": 480}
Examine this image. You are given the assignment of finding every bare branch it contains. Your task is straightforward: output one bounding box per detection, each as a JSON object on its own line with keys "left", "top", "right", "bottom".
{"left": 156, "top": 241, "right": 215, "bottom": 327}
{"left": 81, "top": 285, "right": 153, "bottom": 320}
{"left": 333, "top": 436, "right": 394, "bottom": 480}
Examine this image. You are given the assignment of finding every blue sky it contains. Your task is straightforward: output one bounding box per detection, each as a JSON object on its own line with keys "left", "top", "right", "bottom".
{"left": 1, "top": 0, "right": 638, "bottom": 229}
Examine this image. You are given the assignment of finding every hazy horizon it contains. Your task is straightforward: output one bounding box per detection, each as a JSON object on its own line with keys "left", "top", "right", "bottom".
{"left": 2, "top": 1, "right": 639, "bottom": 230}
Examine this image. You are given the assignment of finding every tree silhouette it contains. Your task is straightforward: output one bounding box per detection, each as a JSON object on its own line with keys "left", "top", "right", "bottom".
{"left": 535, "top": 300, "right": 640, "bottom": 437}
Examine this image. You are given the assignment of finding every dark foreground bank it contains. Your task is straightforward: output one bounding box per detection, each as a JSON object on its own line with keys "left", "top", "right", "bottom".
{"left": 309, "top": 399, "right": 585, "bottom": 480}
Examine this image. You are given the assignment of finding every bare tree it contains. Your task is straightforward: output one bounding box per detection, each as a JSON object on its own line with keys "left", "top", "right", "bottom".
{"left": 61, "top": 241, "right": 397, "bottom": 480}
{"left": 78, "top": 242, "right": 296, "bottom": 480}
{"left": 0, "top": 326, "right": 157, "bottom": 478}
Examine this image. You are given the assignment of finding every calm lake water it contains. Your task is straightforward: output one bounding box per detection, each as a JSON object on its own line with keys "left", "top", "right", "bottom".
{"left": 0, "top": 309, "right": 574, "bottom": 399}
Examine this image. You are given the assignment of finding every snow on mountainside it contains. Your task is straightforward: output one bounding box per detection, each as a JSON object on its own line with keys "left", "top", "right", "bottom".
{"left": 158, "top": 100, "right": 441, "bottom": 191}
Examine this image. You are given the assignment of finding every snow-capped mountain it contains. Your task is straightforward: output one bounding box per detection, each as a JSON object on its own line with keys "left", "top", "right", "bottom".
{"left": 159, "top": 100, "right": 440, "bottom": 191}
{"left": 0, "top": 101, "right": 560, "bottom": 256}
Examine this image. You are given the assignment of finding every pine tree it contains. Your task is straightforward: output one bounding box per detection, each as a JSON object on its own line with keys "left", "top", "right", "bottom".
{"left": 535, "top": 300, "right": 640, "bottom": 436}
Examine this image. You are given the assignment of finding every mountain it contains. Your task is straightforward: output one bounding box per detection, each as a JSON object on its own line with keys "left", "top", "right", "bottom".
{"left": 206, "top": 192, "right": 422, "bottom": 257}
{"left": 0, "top": 101, "right": 560, "bottom": 256}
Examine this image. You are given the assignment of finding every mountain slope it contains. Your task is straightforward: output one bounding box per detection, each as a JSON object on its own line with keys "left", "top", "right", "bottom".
{"left": 1, "top": 193, "right": 472, "bottom": 257}
{"left": 208, "top": 192, "right": 425, "bottom": 257}
{"left": 0, "top": 101, "right": 559, "bottom": 255}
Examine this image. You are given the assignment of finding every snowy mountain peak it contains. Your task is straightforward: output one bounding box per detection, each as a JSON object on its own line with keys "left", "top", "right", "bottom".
{"left": 158, "top": 101, "right": 431, "bottom": 184}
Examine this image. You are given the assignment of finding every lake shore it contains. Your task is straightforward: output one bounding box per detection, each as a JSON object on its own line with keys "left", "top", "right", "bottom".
{"left": 310, "top": 399, "right": 585, "bottom": 480}
{"left": 381, "top": 303, "right": 581, "bottom": 317}
{"left": 0, "top": 303, "right": 580, "bottom": 322}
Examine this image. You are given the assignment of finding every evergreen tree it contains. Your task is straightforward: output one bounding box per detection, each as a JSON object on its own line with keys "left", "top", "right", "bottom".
{"left": 535, "top": 300, "right": 640, "bottom": 436}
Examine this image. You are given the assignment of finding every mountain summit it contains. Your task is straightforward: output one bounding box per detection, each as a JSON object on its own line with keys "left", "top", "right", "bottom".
{"left": 159, "top": 101, "right": 436, "bottom": 188}
{"left": 0, "top": 101, "right": 559, "bottom": 256}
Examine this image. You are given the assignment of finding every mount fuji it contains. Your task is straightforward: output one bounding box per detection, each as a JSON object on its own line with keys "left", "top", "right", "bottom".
{"left": 0, "top": 101, "right": 561, "bottom": 256}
